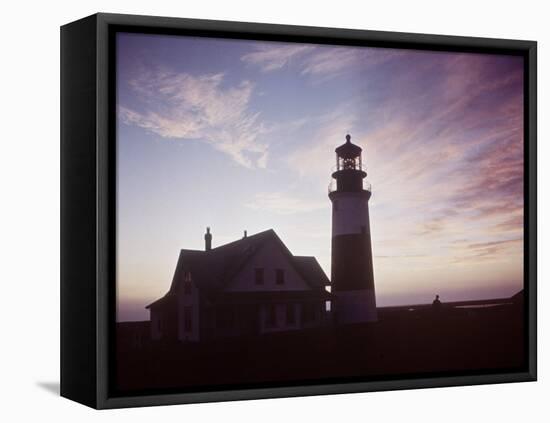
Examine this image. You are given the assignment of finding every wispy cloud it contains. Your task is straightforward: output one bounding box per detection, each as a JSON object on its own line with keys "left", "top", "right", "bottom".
{"left": 245, "top": 192, "right": 326, "bottom": 215}
{"left": 449, "top": 237, "right": 523, "bottom": 263}
{"left": 241, "top": 44, "right": 314, "bottom": 72}
{"left": 299, "top": 48, "right": 359, "bottom": 80}
{"left": 283, "top": 52, "right": 524, "bottom": 267}
{"left": 300, "top": 48, "right": 401, "bottom": 82}
{"left": 119, "top": 69, "right": 268, "bottom": 168}
{"left": 285, "top": 105, "right": 359, "bottom": 178}
{"left": 242, "top": 43, "right": 401, "bottom": 81}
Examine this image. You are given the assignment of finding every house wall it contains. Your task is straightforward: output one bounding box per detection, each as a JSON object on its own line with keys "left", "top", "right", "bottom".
{"left": 224, "top": 238, "right": 328, "bottom": 334}
{"left": 150, "top": 309, "right": 162, "bottom": 340}
{"left": 149, "top": 303, "right": 178, "bottom": 340}
{"left": 177, "top": 277, "right": 200, "bottom": 342}
{"left": 226, "top": 239, "right": 310, "bottom": 292}
{"left": 259, "top": 303, "right": 302, "bottom": 333}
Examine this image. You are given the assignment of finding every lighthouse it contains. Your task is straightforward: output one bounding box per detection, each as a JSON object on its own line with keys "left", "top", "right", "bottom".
{"left": 329, "top": 134, "right": 377, "bottom": 323}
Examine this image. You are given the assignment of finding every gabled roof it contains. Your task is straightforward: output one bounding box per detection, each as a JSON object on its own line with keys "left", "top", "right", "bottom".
{"left": 294, "top": 256, "right": 330, "bottom": 288}
{"left": 146, "top": 229, "right": 331, "bottom": 309}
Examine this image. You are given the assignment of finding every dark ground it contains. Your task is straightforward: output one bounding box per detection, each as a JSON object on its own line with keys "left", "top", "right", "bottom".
{"left": 115, "top": 301, "right": 525, "bottom": 393}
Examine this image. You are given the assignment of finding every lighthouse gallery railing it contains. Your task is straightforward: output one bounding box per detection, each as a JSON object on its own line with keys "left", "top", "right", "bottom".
{"left": 328, "top": 179, "right": 372, "bottom": 194}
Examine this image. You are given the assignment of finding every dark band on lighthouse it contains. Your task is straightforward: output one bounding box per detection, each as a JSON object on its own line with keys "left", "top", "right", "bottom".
{"left": 329, "top": 134, "right": 377, "bottom": 323}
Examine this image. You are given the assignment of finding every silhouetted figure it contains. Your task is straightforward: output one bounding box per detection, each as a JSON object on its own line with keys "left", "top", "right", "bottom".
{"left": 432, "top": 294, "right": 442, "bottom": 309}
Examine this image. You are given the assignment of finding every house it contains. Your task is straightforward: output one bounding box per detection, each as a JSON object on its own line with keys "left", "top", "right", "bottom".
{"left": 146, "top": 229, "right": 332, "bottom": 342}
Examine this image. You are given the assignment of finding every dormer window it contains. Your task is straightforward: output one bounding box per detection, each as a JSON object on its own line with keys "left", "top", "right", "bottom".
{"left": 276, "top": 269, "right": 285, "bottom": 285}
{"left": 255, "top": 268, "right": 264, "bottom": 285}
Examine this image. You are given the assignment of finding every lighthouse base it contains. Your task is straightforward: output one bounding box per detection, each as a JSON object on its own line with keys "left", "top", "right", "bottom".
{"left": 333, "top": 289, "right": 377, "bottom": 324}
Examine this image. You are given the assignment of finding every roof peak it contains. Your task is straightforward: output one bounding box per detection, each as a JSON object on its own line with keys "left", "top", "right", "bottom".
{"left": 177, "top": 229, "right": 277, "bottom": 256}
{"left": 208, "top": 228, "right": 276, "bottom": 251}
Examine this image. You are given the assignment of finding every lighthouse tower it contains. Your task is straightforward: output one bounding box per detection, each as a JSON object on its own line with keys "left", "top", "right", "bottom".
{"left": 328, "top": 134, "right": 377, "bottom": 323}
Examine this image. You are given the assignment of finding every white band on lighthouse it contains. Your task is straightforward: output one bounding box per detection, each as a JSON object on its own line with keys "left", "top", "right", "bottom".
{"left": 330, "top": 192, "right": 371, "bottom": 237}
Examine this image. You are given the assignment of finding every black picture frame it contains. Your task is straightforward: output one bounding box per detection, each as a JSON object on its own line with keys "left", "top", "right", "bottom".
{"left": 60, "top": 12, "right": 537, "bottom": 409}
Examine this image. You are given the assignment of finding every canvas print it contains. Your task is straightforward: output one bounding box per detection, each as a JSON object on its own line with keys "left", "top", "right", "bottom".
{"left": 115, "top": 32, "right": 525, "bottom": 394}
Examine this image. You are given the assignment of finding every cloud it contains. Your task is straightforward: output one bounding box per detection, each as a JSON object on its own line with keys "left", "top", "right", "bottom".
{"left": 241, "top": 44, "right": 314, "bottom": 72}
{"left": 299, "top": 48, "right": 359, "bottom": 80}
{"left": 282, "top": 52, "right": 524, "bottom": 267}
{"left": 449, "top": 237, "right": 523, "bottom": 263}
{"left": 241, "top": 43, "right": 401, "bottom": 81}
{"left": 285, "top": 105, "right": 359, "bottom": 178}
{"left": 119, "top": 69, "right": 268, "bottom": 168}
{"left": 375, "top": 254, "right": 427, "bottom": 259}
{"left": 467, "top": 238, "right": 523, "bottom": 250}
{"left": 301, "top": 48, "right": 401, "bottom": 81}
{"left": 245, "top": 192, "right": 326, "bottom": 215}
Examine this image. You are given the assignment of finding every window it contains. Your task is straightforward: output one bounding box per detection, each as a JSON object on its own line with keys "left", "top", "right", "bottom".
{"left": 266, "top": 304, "right": 277, "bottom": 328}
{"left": 276, "top": 269, "right": 285, "bottom": 285}
{"left": 286, "top": 303, "right": 295, "bottom": 325}
{"left": 184, "top": 307, "right": 192, "bottom": 332}
{"left": 255, "top": 268, "right": 264, "bottom": 285}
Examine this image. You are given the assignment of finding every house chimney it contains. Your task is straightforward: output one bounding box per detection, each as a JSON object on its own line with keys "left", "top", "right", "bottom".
{"left": 204, "top": 227, "right": 212, "bottom": 251}
{"left": 243, "top": 230, "right": 247, "bottom": 238}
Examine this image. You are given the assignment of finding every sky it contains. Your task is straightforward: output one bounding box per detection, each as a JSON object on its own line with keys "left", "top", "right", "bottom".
{"left": 116, "top": 32, "right": 524, "bottom": 322}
